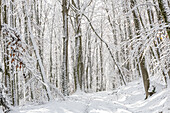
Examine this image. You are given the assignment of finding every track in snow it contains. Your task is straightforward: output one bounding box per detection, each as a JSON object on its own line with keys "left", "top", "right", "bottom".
{"left": 10, "top": 79, "right": 170, "bottom": 113}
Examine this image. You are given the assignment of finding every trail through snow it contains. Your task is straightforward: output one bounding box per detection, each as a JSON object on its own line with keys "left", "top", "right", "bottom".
{"left": 7, "top": 79, "right": 170, "bottom": 113}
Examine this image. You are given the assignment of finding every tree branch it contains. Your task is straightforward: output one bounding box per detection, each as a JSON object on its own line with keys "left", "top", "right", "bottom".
{"left": 83, "top": 14, "right": 127, "bottom": 86}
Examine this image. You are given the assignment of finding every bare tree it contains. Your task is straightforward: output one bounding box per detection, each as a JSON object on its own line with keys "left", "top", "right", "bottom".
{"left": 61, "top": 0, "right": 69, "bottom": 96}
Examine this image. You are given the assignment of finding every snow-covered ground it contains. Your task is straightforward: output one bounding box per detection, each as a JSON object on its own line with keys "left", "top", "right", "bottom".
{"left": 7, "top": 78, "right": 170, "bottom": 113}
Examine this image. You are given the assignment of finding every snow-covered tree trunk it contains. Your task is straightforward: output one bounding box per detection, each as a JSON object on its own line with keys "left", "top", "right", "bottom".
{"left": 122, "top": 0, "right": 133, "bottom": 81}
{"left": 99, "top": 16, "right": 105, "bottom": 91}
{"left": 70, "top": 0, "right": 84, "bottom": 92}
{"left": 0, "top": 0, "right": 1, "bottom": 33}
{"left": 61, "top": 0, "right": 69, "bottom": 96}
{"left": 84, "top": 4, "right": 95, "bottom": 92}
{"left": 2, "top": 1, "right": 11, "bottom": 104}
{"left": 10, "top": 0, "right": 18, "bottom": 106}
{"left": 49, "top": 4, "right": 56, "bottom": 84}
{"left": 158, "top": 0, "right": 170, "bottom": 38}
{"left": 130, "top": 0, "right": 151, "bottom": 99}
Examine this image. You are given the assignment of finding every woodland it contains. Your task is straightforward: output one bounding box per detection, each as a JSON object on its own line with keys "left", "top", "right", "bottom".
{"left": 0, "top": 0, "right": 169, "bottom": 113}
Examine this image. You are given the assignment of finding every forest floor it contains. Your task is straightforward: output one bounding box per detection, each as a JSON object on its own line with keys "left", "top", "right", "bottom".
{"left": 5, "top": 78, "right": 170, "bottom": 113}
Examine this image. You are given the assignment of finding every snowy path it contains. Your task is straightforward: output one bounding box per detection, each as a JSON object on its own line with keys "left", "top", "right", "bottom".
{"left": 11, "top": 79, "right": 170, "bottom": 113}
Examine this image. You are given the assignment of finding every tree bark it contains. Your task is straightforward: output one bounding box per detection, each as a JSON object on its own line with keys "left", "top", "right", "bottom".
{"left": 62, "top": 0, "right": 69, "bottom": 96}
{"left": 130, "top": 0, "right": 151, "bottom": 99}
{"left": 0, "top": 0, "right": 1, "bottom": 32}
{"left": 158, "top": 0, "right": 170, "bottom": 39}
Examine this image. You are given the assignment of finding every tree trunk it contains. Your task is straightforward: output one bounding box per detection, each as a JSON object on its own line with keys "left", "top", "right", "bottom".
{"left": 158, "top": 0, "right": 170, "bottom": 39}
{"left": 0, "top": 0, "right": 1, "bottom": 32}
{"left": 62, "top": 0, "right": 69, "bottom": 96}
{"left": 3, "top": 0, "right": 11, "bottom": 99}
{"left": 71, "top": 0, "right": 84, "bottom": 91}
{"left": 130, "top": 0, "right": 150, "bottom": 99}
{"left": 140, "top": 57, "right": 150, "bottom": 99}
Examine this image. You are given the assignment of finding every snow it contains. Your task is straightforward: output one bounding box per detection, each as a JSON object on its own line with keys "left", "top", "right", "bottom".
{"left": 26, "top": 0, "right": 52, "bottom": 101}
{"left": 9, "top": 78, "right": 170, "bottom": 113}
{"left": 0, "top": 107, "right": 3, "bottom": 113}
